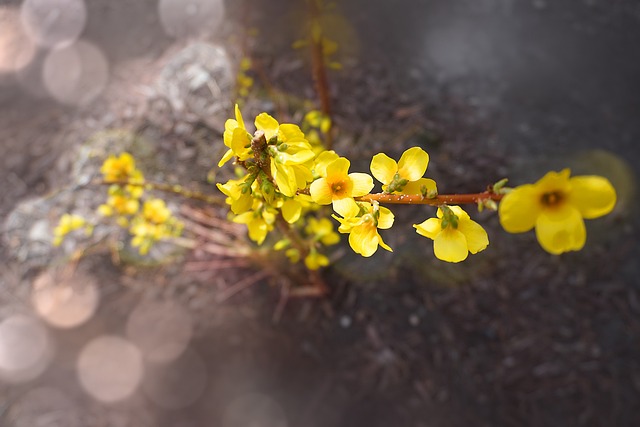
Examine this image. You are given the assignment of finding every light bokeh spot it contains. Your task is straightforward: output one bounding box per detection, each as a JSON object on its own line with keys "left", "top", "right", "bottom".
{"left": 0, "top": 6, "right": 37, "bottom": 73}
{"left": 126, "top": 300, "right": 193, "bottom": 364}
{"left": 142, "top": 347, "right": 208, "bottom": 410}
{"left": 20, "top": 0, "right": 87, "bottom": 48}
{"left": 0, "top": 315, "right": 52, "bottom": 383}
{"left": 31, "top": 270, "right": 99, "bottom": 329}
{"left": 43, "top": 39, "right": 109, "bottom": 106}
{"left": 158, "top": 0, "right": 225, "bottom": 39}
{"left": 223, "top": 393, "right": 288, "bottom": 427}
{"left": 77, "top": 336, "right": 143, "bottom": 403}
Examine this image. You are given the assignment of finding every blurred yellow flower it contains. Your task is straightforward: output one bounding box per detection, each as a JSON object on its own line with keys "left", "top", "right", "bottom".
{"left": 310, "top": 157, "right": 373, "bottom": 212}
{"left": 304, "top": 250, "right": 330, "bottom": 270}
{"left": 305, "top": 217, "right": 340, "bottom": 246}
{"left": 52, "top": 214, "right": 86, "bottom": 246}
{"left": 370, "top": 147, "right": 437, "bottom": 195}
{"left": 142, "top": 199, "right": 171, "bottom": 224}
{"left": 498, "top": 169, "right": 616, "bottom": 254}
{"left": 414, "top": 205, "right": 489, "bottom": 263}
{"left": 101, "top": 152, "right": 140, "bottom": 183}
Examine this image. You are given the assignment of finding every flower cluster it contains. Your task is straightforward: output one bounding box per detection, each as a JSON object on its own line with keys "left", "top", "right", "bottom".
{"left": 217, "top": 106, "right": 617, "bottom": 267}
{"left": 53, "top": 152, "right": 183, "bottom": 255}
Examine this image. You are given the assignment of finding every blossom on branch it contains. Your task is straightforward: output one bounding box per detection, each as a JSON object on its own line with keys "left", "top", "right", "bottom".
{"left": 414, "top": 205, "right": 489, "bottom": 263}
{"left": 498, "top": 169, "right": 616, "bottom": 254}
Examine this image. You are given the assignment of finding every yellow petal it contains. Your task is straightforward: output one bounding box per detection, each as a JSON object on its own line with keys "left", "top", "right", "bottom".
{"left": 370, "top": 153, "right": 397, "bottom": 185}
{"left": 332, "top": 197, "right": 358, "bottom": 216}
{"left": 447, "top": 205, "right": 471, "bottom": 221}
{"left": 314, "top": 150, "right": 339, "bottom": 177}
{"left": 326, "top": 157, "right": 351, "bottom": 177}
{"left": 397, "top": 147, "right": 429, "bottom": 181}
{"left": 378, "top": 234, "right": 393, "bottom": 252}
{"left": 414, "top": 218, "right": 441, "bottom": 240}
{"left": 278, "top": 124, "right": 306, "bottom": 142}
{"left": 271, "top": 162, "right": 297, "bottom": 197}
{"left": 434, "top": 228, "right": 468, "bottom": 263}
{"left": 348, "top": 173, "right": 374, "bottom": 197}
{"left": 333, "top": 197, "right": 360, "bottom": 218}
{"left": 282, "top": 199, "right": 302, "bottom": 223}
{"left": 254, "top": 113, "right": 279, "bottom": 140}
{"left": 535, "top": 169, "right": 571, "bottom": 194}
{"left": 457, "top": 219, "right": 489, "bottom": 254}
{"left": 234, "top": 104, "right": 245, "bottom": 129}
{"left": 377, "top": 206, "right": 395, "bottom": 229}
{"left": 535, "top": 205, "right": 586, "bottom": 254}
{"left": 568, "top": 176, "right": 616, "bottom": 219}
{"left": 218, "top": 149, "right": 234, "bottom": 167}
{"left": 348, "top": 224, "right": 379, "bottom": 257}
{"left": 498, "top": 184, "right": 542, "bottom": 233}
{"left": 402, "top": 178, "right": 437, "bottom": 195}
{"left": 310, "top": 178, "right": 333, "bottom": 205}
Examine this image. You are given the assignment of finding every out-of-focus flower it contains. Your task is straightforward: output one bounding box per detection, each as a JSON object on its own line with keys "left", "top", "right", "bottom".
{"left": 498, "top": 169, "right": 616, "bottom": 254}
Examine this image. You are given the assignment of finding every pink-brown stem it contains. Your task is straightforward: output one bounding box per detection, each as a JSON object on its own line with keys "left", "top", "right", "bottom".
{"left": 356, "top": 191, "right": 504, "bottom": 205}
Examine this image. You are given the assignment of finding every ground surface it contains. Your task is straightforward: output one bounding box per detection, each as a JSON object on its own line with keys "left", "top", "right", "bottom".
{"left": 1, "top": 1, "right": 640, "bottom": 426}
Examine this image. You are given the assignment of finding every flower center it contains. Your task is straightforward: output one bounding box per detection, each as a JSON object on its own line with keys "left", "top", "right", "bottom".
{"left": 541, "top": 191, "right": 564, "bottom": 207}
{"left": 331, "top": 180, "right": 347, "bottom": 197}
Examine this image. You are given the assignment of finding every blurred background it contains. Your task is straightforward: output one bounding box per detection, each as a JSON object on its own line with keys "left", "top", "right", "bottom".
{"left": 1, "top": 0, "right": 639, "bottom": 426}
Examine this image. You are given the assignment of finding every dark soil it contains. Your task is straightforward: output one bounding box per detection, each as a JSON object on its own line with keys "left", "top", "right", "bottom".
{"left": 2, "top": 1, "right": 639, "bottom": 427}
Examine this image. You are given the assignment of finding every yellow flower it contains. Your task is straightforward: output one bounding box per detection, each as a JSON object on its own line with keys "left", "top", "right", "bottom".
{"left": 304, "top": 250, "right": 330, "bottom": 270}
{"left": 101, "top": 152, "right": 140, "bottom": 183}
{"left": 53, "top": 214, "right": 86, "bottom": 246}
{"left": 142, "top": 199, "right": 171, "bottom": 224}
{"left": 254, "top": 112, "right": 316, "bottom": 198}
{"left": 332, "top": 199, "right": 393, "bottom": 257}
{"left": 414, "top": 205, "right": 489, "bottom": 263}
{"left": 233, "top": 210, "right": 274, "bottom": 245}
{"left": 216, "top": 178, "right": 253, "bottom": 214}
{"left": 305, "top": 217, "right": 340, "bottom": 246}
{"left": 498, "top": 169, "right": 616, "bottom": 254}
{"left": 370, "top": 147, "right": 437, "bottom": 195}
{"left": 99, "top": 194, "right": 139, "bottom": 217}
{"left": 220, "top": 104, "right": 252, "bottom": 167}
{"left": 310, "top": 157, "right": 373, "bottom": 212}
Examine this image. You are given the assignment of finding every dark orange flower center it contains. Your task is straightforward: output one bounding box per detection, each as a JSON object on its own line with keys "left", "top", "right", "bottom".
{"left": 541, "top": 191, "right": 564, "bottom": 207}
{"left": 331, "top": 181, "right": 347, "bottom": 197}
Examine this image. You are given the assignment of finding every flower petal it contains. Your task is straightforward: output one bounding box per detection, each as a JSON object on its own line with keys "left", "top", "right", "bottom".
{"left": 349, "top": 173, "right": 374, "bottom": 197}
{"left": 271, "top": 162, "right": 297, "bottom": 197}
{"left": 402, "top": 178, "right": 437, "bottom": 195}
{"left": 333, "top": 197, "right": 360, "bottom": 218}
{"left": 535, "top": 205, "right": 586, "bottom": 254}
{"left": 568, "top": 175, "right": 616, "bottom": 219}
{"left": 281, "top": 199, "right": 302, "bottom": 223}
{"left": 434, "top": 228, "right": 468, "bottom": 263}
{"left": 234, "top": 104, "right": 245, "bottom": 129}
{"left": 397, "top": 147, "right": 429, "bottom": 181}
{"left": 377, "top": 206, "right": 395, "bottom": 229}
{"left": 310, "top": 178, "right": 333, "bottom": 205}
{"left": 457, "top": 219, "right": 489, "bottom": 254}
{"left": 535, "top": 169, "right": 571, "bottom": 194}
{"left": 370, "top": 153, "right": 397, "bottom": 185}
{"left": 498, "top": 184, "right": 542, "bottom": 233}
{"left": 254, "top": 113, "right": 279, "bottom": 140}
{"left": 218, "top": 149, "right": 234, "bottom": 167}
{"left": 413, "top": 218, "right": 441, "bottom": 240}
{"left": 326, "top": 157, "right": 351, "bottom": 177}
{"left": 348, "top": 224, "right": 379, "bottom": 257}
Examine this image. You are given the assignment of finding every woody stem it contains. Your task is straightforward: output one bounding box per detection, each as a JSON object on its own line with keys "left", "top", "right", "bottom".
{"left": 356, "top": 191, "right": 504, "bottom": 205}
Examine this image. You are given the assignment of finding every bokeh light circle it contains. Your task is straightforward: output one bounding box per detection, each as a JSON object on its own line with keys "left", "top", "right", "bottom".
{"left": 158, "top": 0, "right": 225, "bottom": 39}
{"left": 31, "top": 270, "right": 99, "bottom": 328}
{"left": 77, "top": 335, "right": 143, "bottom": 403}
{"left": 0, "top": 315, "right": 52, "bottom": 383}
{"left": 223, "top": 393, "right": 288, "bottom": 427}
{"left": 126, "top": 300, "right": 193, "bottom": 364}
{"left": 0, "top": 6, "right": 37, "bottom": 73}
{"left": 43, "top": 39, "right": 109, "bottom": 106}
{"left": 20, "top": 0, "right": 87, "bottom": 48}
{"left": 142, "top": 348, "right": 208, "bottom": 410}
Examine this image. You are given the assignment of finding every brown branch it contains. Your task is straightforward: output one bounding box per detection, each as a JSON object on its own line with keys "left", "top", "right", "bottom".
{"left": 356, "top": 191, "right": 504, "bottom": 205}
